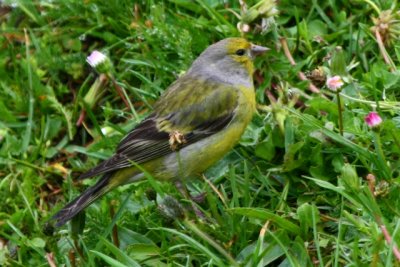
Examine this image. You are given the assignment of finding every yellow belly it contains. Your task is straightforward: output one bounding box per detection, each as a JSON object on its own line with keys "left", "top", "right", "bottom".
{"left": 149, "top": 85, "right": 255, "bottom": 180}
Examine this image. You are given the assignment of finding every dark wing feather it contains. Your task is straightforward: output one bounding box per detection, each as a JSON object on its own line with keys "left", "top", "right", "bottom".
{"left": 79, "top": 77, "right": 239, "bottom": 179}
{"left": 79, "top": 116, "right": 169, "bottom": 179}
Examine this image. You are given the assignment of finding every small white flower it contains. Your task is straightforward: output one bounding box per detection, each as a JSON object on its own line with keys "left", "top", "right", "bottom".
{"left": 237, "top": 22, "right": 250, "bottom": 33}
{"left": 86, "top": 50, "right": 107, "bottom": 68}
{"left": 326, "top": 75, "right": 344, "bottom": 91}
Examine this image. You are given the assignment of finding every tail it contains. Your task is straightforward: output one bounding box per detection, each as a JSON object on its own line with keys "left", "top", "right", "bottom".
{"left": 52, "top": 173, "right": 113, "bottom": 227}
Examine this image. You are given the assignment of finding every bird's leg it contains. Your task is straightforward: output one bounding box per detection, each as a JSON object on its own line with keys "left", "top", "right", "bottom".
{"left": 174, "top": 180, "right": 206, "bottom": 220}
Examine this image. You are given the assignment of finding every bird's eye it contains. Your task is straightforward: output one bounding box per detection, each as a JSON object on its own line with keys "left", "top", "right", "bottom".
{"left": 235, "top": 49, "right": 246, "bottom": 56}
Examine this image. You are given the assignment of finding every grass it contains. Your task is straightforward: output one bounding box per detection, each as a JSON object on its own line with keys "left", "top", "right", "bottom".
{"left": 1, "top": 0, "right": 400, "bottom": 266}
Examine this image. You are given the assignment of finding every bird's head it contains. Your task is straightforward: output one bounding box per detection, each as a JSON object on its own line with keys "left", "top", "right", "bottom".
{"left": 188, "top": 37, "right": 269, "bottom": 86}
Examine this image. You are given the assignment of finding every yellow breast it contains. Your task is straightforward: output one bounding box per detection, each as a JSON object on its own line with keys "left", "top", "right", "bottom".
{"left": 236, "top": 84, "right": 256, "bottom": 124}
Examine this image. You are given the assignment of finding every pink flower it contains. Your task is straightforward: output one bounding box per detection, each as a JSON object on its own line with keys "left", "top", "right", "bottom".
{"left": 86, "top": 50, "right": 112, "bottom": 74}
{"left": 86, "top": 50, "right": 107, "bottom": 68}
{"left": 326, "top": 75, "right": 344, "bottom": 91}
{"left": 365, "top": 112, "right": 382, "bottom": 127}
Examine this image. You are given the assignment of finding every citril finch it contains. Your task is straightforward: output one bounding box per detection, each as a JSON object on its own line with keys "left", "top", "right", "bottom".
{"left": 52, "top": 37, "right": 268, "bottom": 226}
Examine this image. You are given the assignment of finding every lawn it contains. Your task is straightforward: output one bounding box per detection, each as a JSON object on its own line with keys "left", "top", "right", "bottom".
{"left": 1, "top": 0, "right": 400, "bottom": 266}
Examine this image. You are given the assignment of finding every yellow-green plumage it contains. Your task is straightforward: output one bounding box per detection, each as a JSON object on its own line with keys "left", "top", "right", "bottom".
{"left": 52, "top": 38, "right": 267, "bottom": 226}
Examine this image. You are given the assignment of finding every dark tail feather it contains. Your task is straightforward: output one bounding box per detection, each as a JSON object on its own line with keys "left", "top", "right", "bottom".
{"left": 52, "top": 173, "right": 113, "bottom": 227}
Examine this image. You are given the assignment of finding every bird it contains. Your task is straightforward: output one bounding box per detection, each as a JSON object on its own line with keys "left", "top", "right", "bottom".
{"left": 52, "top": 37, "right": 268, "bottom": 227}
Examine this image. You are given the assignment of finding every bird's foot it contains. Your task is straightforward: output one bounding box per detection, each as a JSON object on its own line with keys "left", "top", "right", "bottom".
{"left": 169, "top": 131, "right": 186, "bottom": 150}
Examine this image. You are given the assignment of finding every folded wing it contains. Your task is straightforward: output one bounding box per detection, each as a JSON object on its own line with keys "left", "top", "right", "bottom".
{"left": 79, "top": 77, "right": 239, "bottom": 179}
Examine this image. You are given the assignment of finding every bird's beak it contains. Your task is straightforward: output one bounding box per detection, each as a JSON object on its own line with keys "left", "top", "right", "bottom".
{"left": 250, "top": 44, "right": 270, "bottom": 58}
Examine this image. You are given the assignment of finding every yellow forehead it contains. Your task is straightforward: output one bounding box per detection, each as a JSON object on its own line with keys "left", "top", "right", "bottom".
{"left": 226, "top": 38, "right": 251, "bottom": 54}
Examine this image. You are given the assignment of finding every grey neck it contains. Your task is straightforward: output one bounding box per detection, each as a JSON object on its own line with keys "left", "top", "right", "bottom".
{"left": 187, "top": 58, "right": 253, "bottom": 88}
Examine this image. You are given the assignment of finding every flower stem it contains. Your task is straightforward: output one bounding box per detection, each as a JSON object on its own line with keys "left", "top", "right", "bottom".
{"left": 109, "top": 76, "right": 139, "bottom": 120}
{"left": 279, "top": 37, "right": 321, "bottom": 94}
{"left": 374, "top": 216, "right": 400, "bottom": 262}
{"left": 373, "top": 131, "right": 391, "bottom": 179}
{"left": 336, "top": 91, "right": 344, "bottom": 136}
{"left": 363, "top": 0, "right": 381, "bottom": 14}
{"left": 375, "top": 30, "right": 396, "bottom": 72}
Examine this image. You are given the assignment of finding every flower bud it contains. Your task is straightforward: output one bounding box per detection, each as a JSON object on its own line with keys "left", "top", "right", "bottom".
{"left": 237, "top": 22, "right": 251, "bottom": 33}
{"left": 330, "top": 46, "right": 347, "bottom": 77}
{"left": 158, "top": 195, "right": 185, "bottom": 221}
{"left": 340, "top": 164, "right": 360, "bottom": 191}
{"left": 374, "top": 181, "right": 390, "bottom": 197}
{"left": 241, "top": 0, "right": 278, "bottom": 24}
{"left": 365, "top": 112, "right": 382, "bottom": 128}
{"left": 83, "top": 75, "right": 108, "bottom": 109}
{"left": 371, "top": 9, "right": 400, "bottom": 46}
